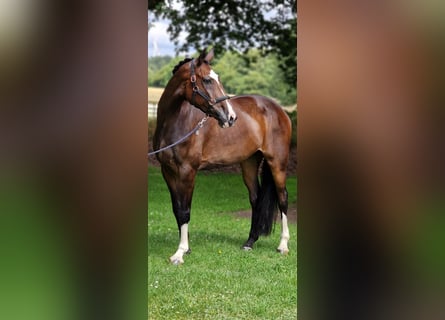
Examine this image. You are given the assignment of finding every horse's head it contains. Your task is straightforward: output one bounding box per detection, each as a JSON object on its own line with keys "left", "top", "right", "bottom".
{"left": 179, "top": 49, "right": 237, "bottom": 128}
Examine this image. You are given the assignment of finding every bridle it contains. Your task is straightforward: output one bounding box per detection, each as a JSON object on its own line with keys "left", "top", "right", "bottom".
{"left": 189, "top": 59, "right": 231, "bottom": 107}
{"left": 148, "top": 59, "right": 233, "bottom": 156}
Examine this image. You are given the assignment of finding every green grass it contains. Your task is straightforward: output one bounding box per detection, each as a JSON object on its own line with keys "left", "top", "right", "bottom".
{"left": 148, "top": 166, "right": 297, "bottom": 319}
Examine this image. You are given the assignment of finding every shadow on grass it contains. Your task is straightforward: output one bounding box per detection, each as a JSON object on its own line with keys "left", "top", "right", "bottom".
{"left": 148, "top": 228, "right": 286, "bottom": 260}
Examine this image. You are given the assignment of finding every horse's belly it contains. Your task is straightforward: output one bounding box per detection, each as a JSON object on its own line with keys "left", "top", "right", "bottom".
{"left": 200, "top": 141, "right": 259, "bottom": 167}
{"left": 199, "top": 114, "right": 263, "bottom": 167}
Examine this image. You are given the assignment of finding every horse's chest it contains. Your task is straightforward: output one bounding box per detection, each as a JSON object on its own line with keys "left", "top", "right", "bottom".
{"left": 157, "top": 143, "right": 202, "bottom": 168}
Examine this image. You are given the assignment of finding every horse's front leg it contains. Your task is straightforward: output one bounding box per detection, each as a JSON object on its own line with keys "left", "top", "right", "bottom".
{"left": 170, "top": 221, "right": 191, "bottom": 265}
{"left": 162, "top": 165, "right": 196, "bottom": 265}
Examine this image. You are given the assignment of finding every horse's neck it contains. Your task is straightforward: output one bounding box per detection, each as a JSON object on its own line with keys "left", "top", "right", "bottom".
{"left": 157, "top": 78, "right": 185, "bottom": 118}
{"left": 156, "top": 78, "right": 203, "bottom": 130}
{"left": 154, "top": 79, "right": 201, "bottom": 146}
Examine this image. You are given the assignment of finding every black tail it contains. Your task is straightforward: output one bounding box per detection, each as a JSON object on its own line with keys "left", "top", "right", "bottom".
{"left": 254, "top": 160, "right": 279, "bottom": 236}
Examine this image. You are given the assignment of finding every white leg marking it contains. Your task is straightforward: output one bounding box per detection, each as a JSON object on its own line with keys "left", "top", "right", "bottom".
{"left": 170, "top": 223, "right": 189, "bottom": 265}
{"left": 209, "top": 69, "right": 237, "bottom": 122}
{"left": 277, "top": 213, "right": 290, "bottom": 255}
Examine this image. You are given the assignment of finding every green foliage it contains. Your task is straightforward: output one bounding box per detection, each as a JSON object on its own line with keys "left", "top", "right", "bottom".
{"left": 272, "top": 18, "right": 297, "bottom": 87}
{"left": 151, "top": 0, "right": 295, "bottom": 55}
{"left": 148, "top": 56, "right": 183, "bottom": 87}
{"left": 148, "top": 55, "right": 172, "bottom": 74}
{"left": 148, "top": 50, "right": 296, "bottom": 105}
{"left": 147, "top": 0, "right": 163, "bottom": 11}
{"left": 150, "top": 0, "right": 296, "bottom": 89}
{"left": 148, "top": 166, "right": 297, "bottom": 319}
{"left": 214, "top": 49, "right": 296, "bottom": 105}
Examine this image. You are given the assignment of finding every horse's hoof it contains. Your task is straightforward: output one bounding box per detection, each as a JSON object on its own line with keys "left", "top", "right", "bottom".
{"left": 169, "top": 255, "right": 184, "bottom": 265}
{"left": 242, "top": 245, "right": 253, "bottom": 251}
{"left": 170, "top": 258, "right": 184, "bottom": 265}
{"left": 276, "top": 248, "right": 289, "bottom": 255}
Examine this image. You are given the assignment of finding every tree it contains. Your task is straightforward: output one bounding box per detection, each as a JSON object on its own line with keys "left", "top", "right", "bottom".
{"left": 149, "top": 0, "right": 296, "bottom": 87}
{"left": 213, "top": 49, "right": 296, "bottom": 105}
{"left": 148, "top": 55, "right": 174, "bottom": 86}
{"left": 147, "top": 0, "right": 163, "bottom": 11}
{"left": 147, "top": 49, "right": 295, "bottom": 105}
{"left": 148, "top": 56, "right": 182, "bottom": 87}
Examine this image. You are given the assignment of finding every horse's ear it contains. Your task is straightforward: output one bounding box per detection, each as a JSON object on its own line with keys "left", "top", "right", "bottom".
{"left": 197, "top": 49, "right": 207, "bottom": 66}
{"left": 197, "top": 48, "right": 214, "bottom": 65}
{"left": 204, "top": 48, "right": 214, "bottom": 63}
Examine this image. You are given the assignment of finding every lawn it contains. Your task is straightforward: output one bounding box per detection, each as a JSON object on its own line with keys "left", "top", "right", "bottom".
{"left": 148, "top": 166, "right": 297, "bottom": 319}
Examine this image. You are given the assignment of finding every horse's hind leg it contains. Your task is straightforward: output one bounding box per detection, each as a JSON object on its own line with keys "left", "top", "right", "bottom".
{"left": 267, "top": 158, "right": 290, "bottom": 255}
{"left": 161, "top": 164, "right": 196, "bottom": 264}
{"left": 240, "top": 153, "right": 262, "bottom": 250}
{"left": 277, "top": 193, "right": 290, "bottom": 254}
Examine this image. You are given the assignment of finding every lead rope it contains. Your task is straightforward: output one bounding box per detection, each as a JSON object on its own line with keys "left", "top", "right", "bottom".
{"left": 148, "top": 116, "right": 208, "bottom": 156}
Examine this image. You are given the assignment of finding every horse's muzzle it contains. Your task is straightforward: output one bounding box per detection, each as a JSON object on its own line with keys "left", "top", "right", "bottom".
{"left": 218, "top": 114, "right": 237, "bottom": 128}
{"left": 215, "top": 110, "right": 237, "bottom": 128}
{"left": 228, "top": 115, "right": 237, "bottom": 127}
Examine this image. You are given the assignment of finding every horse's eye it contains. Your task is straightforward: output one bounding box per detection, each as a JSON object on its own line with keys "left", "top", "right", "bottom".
{"left": 203, "top": 78, "right": 212, "bottom": 84}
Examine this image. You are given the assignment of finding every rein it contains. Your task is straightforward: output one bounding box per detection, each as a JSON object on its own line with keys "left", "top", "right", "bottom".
{"left": 148, "top": 116, "right": 208, "bottom": 156}
{"left": 149, "top": 60, "right": 230, "bottom": 157}
{"left": 189, "top": 59, "right": 231, "bottom": 107}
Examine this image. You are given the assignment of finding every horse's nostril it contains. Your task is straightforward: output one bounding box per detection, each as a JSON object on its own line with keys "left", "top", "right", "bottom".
{"left": 229, "top": 115, "right": 237, "bottom": 126}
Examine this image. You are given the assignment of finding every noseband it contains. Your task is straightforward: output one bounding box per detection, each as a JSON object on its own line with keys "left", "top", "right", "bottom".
{"left": 189, "top": 59, "right": 231, "bottom": 107}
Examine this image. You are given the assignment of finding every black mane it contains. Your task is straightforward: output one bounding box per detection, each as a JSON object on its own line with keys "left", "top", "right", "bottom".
{"left": 172, "top": 58, "right": 193, "bottom": 75}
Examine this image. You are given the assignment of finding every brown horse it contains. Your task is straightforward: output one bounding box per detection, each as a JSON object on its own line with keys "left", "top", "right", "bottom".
{"left": 152, "top": 49, "right": 292, "bottom": 264}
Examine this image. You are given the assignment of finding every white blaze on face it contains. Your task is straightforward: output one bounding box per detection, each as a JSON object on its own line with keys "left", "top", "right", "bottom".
{"left": 209, "top": 69, "right": 237, "bottom": 121}
{"left": 208, "top": 69, "right": 219, "bottom": 82}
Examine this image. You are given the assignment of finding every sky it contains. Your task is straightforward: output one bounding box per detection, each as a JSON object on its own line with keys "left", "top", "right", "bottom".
{"left": 148, "top": 3, "right": 294, "bottom": 57}
{"left": 148, "top": 18, "right": 175, "bottom": 56}
{"left": 148, "top": 12, "right": 192, "bottom": 57}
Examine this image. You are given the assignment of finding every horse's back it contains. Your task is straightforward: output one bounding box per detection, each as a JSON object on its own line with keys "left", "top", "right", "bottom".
{"left": 231, "top": 94, "right": 292, "bottom": 141}
{"left": 232, "top": 94, "right": 290, "bottom": 123}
